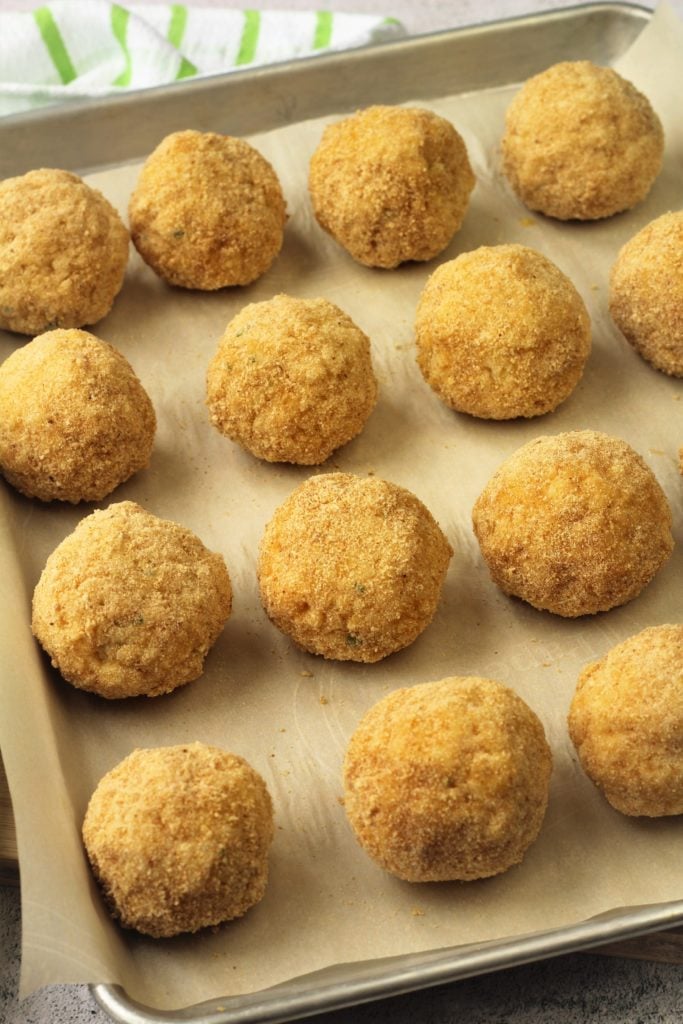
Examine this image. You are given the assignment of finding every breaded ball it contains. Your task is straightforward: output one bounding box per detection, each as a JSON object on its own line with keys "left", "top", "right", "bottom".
{"left": 82, "top": 743, "right": 274, "bottom": 937}
{"left": 472, "top": 430, "right": 673, "bottom": 617}
{"left": 0, "top": 168, "right": 129, "bottom": 335}
{"left": 32, "top": 501, "right": 232, "bottom": 698}
{"left": 501, "top": 61, "right": 664, "bottom": 220}
{"left": 569, "top": 625, "right": 683, "bottom": 816}
{"left": 308, "top": 105, "right": 475, "bottom": 268}
{"left": 415, "top": 245, "right": 591, "bottom": 419}
{"left": 0, "top": 329, "right": 155, "bottom": 503}
{"left": 258, "top": 473, "right": 452, "bottom": 662}
{"left": 609, "top": 211, "right": 683, "bottom": 377}
{"left": 206, "top": 294, "right": 378, "bottom": 464}
{"left": 128, "top": 129, "right": 286, "bottom": 289}
{"left": 344, "top": 677, "right": 552, "bottom": 881}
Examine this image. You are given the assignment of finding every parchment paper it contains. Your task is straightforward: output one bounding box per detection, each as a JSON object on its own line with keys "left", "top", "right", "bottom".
{"left": 1, "top": 2, "right": 683, "bottom": 1011}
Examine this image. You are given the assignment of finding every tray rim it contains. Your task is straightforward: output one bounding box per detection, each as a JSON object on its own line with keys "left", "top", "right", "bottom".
{"left": 92, "top": 902, "right": 683, "bottom": 1024}
{"left": 4, "top": 2, "right": 680, "bottom": 1022}
{"left": 0, "top": 1, "right": 653, "bottom": 176}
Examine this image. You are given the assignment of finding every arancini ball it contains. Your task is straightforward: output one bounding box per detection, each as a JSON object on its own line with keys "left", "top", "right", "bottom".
{"left": 308, "top": 105, "right": 475, "bottom": 268}
{"left": 501, "top": 61, "right": 664, "bottom": 220}
{"left": 129, "top": 129, "right": 286, "bottom": 289}
{"left": 415, "top": 244, "right": 591, "bottom": 419}
{"left": 472, "top": 430, "right": 673, "bottom": 617}
{"left": 82, "top": 743, "right": 274, "bottom": 937}
{"left": 569, "top": 625, "right": 683, "bottom": 816}
{"left": 206, "top": 294, "right": 377, "bottom": 464}
{"left": 0, "top": 169, "right": 129, "bottom": 335}
{"left": 32, "top": 501, "right": 232, "bottom": 698}
{"left": 609, "top": 210, "right": 683, "bottom": 377}
{"left": 0, "top": 328, "right": 155, "bottom": 503}
{"left": 257, "top": 473, "right": 452, "bottom": 662}
{"left": 343, "top": 676, "right": 552, "bottom": 881}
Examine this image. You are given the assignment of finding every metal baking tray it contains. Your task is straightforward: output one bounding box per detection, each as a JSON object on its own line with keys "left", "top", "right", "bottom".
{"left": 3, "top": 3, "right": 683, "bottom": 1022}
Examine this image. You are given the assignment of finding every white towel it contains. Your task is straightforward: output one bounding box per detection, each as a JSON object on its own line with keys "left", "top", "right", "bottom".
{"left": 0, "top": 1, "right": 405, "bottom": 116}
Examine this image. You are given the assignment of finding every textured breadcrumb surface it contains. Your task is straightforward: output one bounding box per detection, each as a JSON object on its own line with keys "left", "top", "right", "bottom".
{"left": 609, "top": 210, "right": 683, "bottom": 377}
{"left": 569, "top": 625, "right": 683, "bottom": 816}
{"left": 501, "top": 61, "right": 664, "bottom": 221}
{"left": 32, "top": 501, "right": 232, "bottom": 698}
{"left": 308, "top": 105, "right": 475, "bottom": 268}
{"left": 0, "top": 168, "right": 129, "bottom": 335}
{"left": 82, "top": 743, "right": 274, "bottom": 937}
{"left": 128, "top": 129, "right": 286, "bottom": 289}
{"left": 343, "top": 676, "right": 552, "bottom": 882}
{"left": 258, "top": 473, "right": 453, "bottom": 662}
{"left": 0, "top": 328, "right": 156, "bottom": 503}
{"left": 472, "top": 430, "right": 673, "bottom": 617}
{"left": 415, "top": 244, "right": 591, "bottom": 419}
{"left": 206, "top": 294, "right": 378, "bottom": 464}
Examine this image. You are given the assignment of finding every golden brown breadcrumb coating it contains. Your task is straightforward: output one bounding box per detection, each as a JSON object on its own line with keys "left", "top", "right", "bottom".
{"left": 472, "top": 430, "right": 673, "bottom": 617}
{"left": 0, "top": 168, "right": 129, "bottom": 335}
{"left": 569, "top": 625, "right": 683, "bottom": 816}
{"left": 32, "top": 501, "right": 232, "bottom": 698}
{"left": 344, "top": 676, "right": 552, "bottom": 881}
{"left": 128, "top": 129, "right": 286, "bottom": 289}
{"left": 308, "top": 105, "right": 475, "bottom": 268}
{"left": 0, "top": 329, "right": 155, "bottom": 503}
{"left": 502, "top": 61, "right": 664, "bottom": 221}
{"left": 609, "top": 211, "right": 683, "bottom": 377}
{"left": 258, "top": 473, "right": 452, "bottom": 662}
{"left": 415, "top": 245, "right": 591, "bottom": 419}
{"left": 82, "top": 743, "right": 274, "bottom": 937}
{"left": 206, "top": 294, "right": 378, "bottom": 464}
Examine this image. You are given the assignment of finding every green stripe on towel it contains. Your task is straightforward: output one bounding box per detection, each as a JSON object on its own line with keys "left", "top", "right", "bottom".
{"left": 313, "top": 11, "right": 334, "bottom": 49}
{"left": 33, "top": 6, "right": 77, "bottom": 84}
{"left": 176, "top": 56, "right": 197, "bottom": 80}
{"left": 236, "top": 10, "right": 260, "bottom": 65}
{"left": 111, "top": 4, "right": 133, "bottom": 86}
{"left": 167, "top": 4, "right": 188, "bottom": 48}
{"left": 313, "top": 11, "right": 333, "bottom": 50}
{"left": 167, "top": 6, "right": 197, "bottom": 79}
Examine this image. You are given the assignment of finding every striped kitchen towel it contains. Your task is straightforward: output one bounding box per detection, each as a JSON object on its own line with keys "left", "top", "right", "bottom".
{"left": 0, "top": 2, "right": 405, "bottom": 117}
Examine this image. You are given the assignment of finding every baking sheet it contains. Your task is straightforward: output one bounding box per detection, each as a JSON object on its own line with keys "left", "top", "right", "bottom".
{"left": 1, "top": 1, "right": 683, "bottom": 1014}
